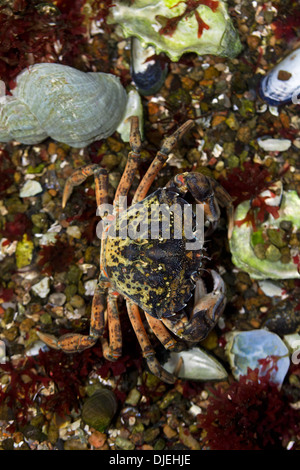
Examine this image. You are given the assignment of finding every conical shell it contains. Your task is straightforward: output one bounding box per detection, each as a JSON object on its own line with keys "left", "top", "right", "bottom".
{"left": 0, "top": 63, "right": 128, "bottom": 147}
{"left": 81, "top": 389, "right": 117, "bottom": 431}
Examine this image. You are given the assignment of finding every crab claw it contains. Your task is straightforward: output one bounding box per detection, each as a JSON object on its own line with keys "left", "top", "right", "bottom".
{"left": 177, "top": 270, "right": 226, "bottom": 343}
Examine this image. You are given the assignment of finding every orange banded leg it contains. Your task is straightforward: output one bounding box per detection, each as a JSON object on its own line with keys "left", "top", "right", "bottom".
{"left": 126, "top": 300, "right": 176, "bottom": 384}
{"left": 145, "top": 312, "right": 183, "bottom": 352}
{"left": 114, "top": 116, "right": 142, "bottom": 212}
{"left": 132, "top": 120, "right": 194, "bottom": 205}
{"left": 62, "top": 164, "right": 108, "bottom": 209}
{"left": 37, "top": 284, "right": 107, "bottom": 353}
{"left": 100, "top": 289, "right": 122, "bottom": 361}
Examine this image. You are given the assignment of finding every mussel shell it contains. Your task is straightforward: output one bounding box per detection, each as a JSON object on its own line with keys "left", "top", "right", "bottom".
{"left": 130, "top": 37, "right": 168, "bottom": 96}
{"left": 259, "top": 48, "right": 300, "bottom": 106}
{"left": 81, "top": 389, "right": 117, "bottom": 431}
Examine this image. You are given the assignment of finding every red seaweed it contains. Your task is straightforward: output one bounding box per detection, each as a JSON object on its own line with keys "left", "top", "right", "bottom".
{"left": 156, "top": 0, "right": 219, "bottom": 38}
{"left": 37, "top": 238, "right": 75, "bottom": 275}
{"left": 198, "top": 368, "right": 300, "bottom": 450}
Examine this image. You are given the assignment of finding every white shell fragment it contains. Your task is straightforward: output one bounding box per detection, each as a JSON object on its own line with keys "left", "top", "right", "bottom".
{"left": 225, "top": 329, "right": 290, "bottom": 387}
{"left": 19, "top": 179, "right": 43, "bottom": 197}
{"left": 257, "top": 137, "right": 291, "bottom": 152}
{"left": 31, "top": 277, "right": 50, "bottom": 298}
{"left": 0, "top": 63, "right": 128, "bottom": 148}
{"left": 162, "top": 347, "right": 228, "bottom": 381}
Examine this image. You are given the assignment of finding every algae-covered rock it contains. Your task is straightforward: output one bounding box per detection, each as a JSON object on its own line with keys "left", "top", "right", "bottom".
{"left": 229, "top": 191, "right": 300, "bottom": 280}
{"left": 108, "top": 0, "right": 242, "bottom": 61}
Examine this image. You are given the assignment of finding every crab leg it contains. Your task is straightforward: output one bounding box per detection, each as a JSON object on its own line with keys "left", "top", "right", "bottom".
{"left": 132, "top": 120, "right": 194, "bottom": 205}
{"left": 145, "top": 312, "right": 182, "bottom": 351}
{"left": 37, "top": 284, "right": 108, "bottom": 352}
{"left": 101, "top": 289, "right": 122, "bottom": 361}
{"left": 164, "top": 270, "right": 226, "bottom": 343}
{"left": 114, "top": 116, "right": 142, "bottom": 212}
{"left": 166, "top": 172, "right": 234, "bottom": 238}
{"left": 126, "top": 300, "right": 176, "bottom": 384}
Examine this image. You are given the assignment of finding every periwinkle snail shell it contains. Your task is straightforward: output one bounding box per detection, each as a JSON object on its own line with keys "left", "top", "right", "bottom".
{"left": 81, "top": 389, "right": 117, "bottom": 431}
{"left": 0, "top": 63, "right": 128, "bottom": 148}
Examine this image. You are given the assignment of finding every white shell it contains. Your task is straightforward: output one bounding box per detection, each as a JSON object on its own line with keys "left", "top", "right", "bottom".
{"left": 162, "top": 347, "right": 228, "bottom": 381}
{"left": 260, "top": 48, "right": 300, "bottom": 106}
{"left": 0, "top": 63, "right": 128, "bottom": 148}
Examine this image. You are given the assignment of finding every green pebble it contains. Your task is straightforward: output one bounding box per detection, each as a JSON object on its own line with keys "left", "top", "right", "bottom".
{"left": 69, "top": 295, "right": 85, "bottom": 309}
{"left": 253, "top": 243, "right": 266, "bottom": 260}
{"left": 40, "top": 313, "right": 52, "bottom": 325}
{"left": 31, "top": 213, "right": 48, "bottom": 229}
{"left": 65, "top": 284, "right": 77, "bottom": 301}
{"left": 266, "top": 228, "right": 287, "bottom": 248}
{"left": 125, "top": 388, "right": 141, "bottom": 406}
{"left": 227, "top": 155, "right": 240, "bottom": 169}
{"left": 154, "top": 438, "right": 166, "bottom": 450}
{"left": 26, "top": 163, "right": 45, "bottom": 174}
{"left": 159, "top": 390, "right": 181, "bottom": 410}
{"left": 265, "top": 244, "right": 281, "bottom": 262}
{"left": 225, "top": 112, "right": 239, "bottom": 130}
{"left": 67, "top": 265, "right": 82, "bottom": 284}
{"left": 115, "top": 437, "right": 135, "bottom": 450}
{"left": 144, "top": 427, "right": 160, "bottom": 443}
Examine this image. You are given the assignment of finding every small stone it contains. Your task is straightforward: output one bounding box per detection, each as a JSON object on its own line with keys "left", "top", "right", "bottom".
{"left": 69, "top": 295, "right": 85, "bottom": 309}
{"left": 20, "top": 180, "right": 43, "bottom": 197}
{"left": 247, "top": 35, "right": 261, "bottom": 50}
{"left": 125, "top": 388, "right": 141, "bottom": 406}
{"left": 19, "top": 318, "right": 35, "bottom": 333}
{"left": 49, "top": 293, "right": 66, "bottom": 306}
{"left": 64, "top": 438, "right": 88, "bottom": 450}
{"left": 163, "top": 424, "right": 177, "bottom": 439}
{"left": 66, "top": 225, "right": 81, "bottom": 239}
{"left": 266, "top": 228, "right": 287, "bottom": 248}
{"left": 40, "top": 313, "right": 52, "bottom": 325}
{"left": 15, "top": 234, "right": 34, "bottom": 268}
{"left": 227, "top": 155, "right": 240, "bottom": 169}
{"left": 115, "top": 436, "right": 135, "bottom": 450}
{"left": 144, "top": 427, "right": 160, "bottom": 444}
{"left": 178, "top": 426, "right": 201, "bottom": 450}
{"left": 225, "top": 112, "right": 239, "bottom": 130}
{"left": 31, "top": 277, "right": 50, "bottom": 298}
{"left": 237, "top": 126, "right": 251, "bottom": 143}
{"left": 3, "top": 326, "right": 19, "bottom": 342}
{"left": 257, "top": 137, "right": 291, "bottom": 152}
{"left": 84, "top": 279, "right": 98, "bottom": 296}
{"left": 265, "top": 244, "right": 281, "bottom": 262}
{"left": 88, "top": 430, "right": 107, "bottom": 449}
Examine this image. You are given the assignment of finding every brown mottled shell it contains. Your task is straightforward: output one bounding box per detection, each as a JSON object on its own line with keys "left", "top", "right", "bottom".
{"left": 103, "top": 189, "right": 202, "bottom": 318}
{"left": 81, "top": 389, "right": 117, "bottom": 431}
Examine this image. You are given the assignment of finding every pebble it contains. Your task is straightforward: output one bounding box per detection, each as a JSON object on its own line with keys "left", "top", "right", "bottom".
{"left": 257, "top": 137, "right": 291, "bottom": 152}
{"left": 19, "top": 180, "right": 43, "bottom": 197}
{"left": 48, "top": 293, "right": 66, "bottom": 306}
{"left": 31, "top": 277, "right": 50, "bottom": 298}
{"left": 66, "top": 225, "right": 81, "bottom": 239}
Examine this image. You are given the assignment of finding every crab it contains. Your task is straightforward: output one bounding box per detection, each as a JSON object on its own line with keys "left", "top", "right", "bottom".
{"left": 38, "top": 117, "right": 233, "bottom": 384}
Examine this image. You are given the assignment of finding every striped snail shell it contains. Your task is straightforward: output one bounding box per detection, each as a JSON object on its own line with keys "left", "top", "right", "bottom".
{"left": 0, "top": 63, "right": 128, "bottom": 148}
{"left": 81, "top": 388, "right": 118, "bottom": 432}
